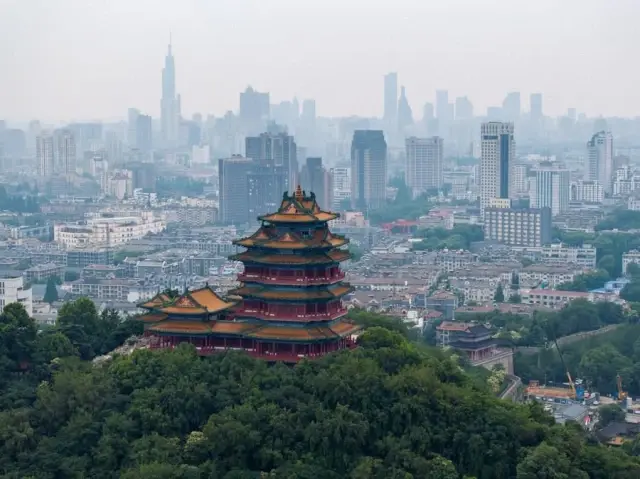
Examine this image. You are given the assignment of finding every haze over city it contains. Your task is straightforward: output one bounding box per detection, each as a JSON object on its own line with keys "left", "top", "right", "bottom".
{"left": 2, "top": 0, "right": 640, "bottom": 122}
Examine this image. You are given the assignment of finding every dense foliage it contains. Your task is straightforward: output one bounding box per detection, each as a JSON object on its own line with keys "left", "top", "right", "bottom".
{"left": 2, "top": 310, "right": 640, "bottom": 478}
{"left": 515, "top": 324, "right": 640, "bottom": 397}
{"left": 455, "top": 299, "right": 626, "bottom": 347}
{"left": 0, "top": 185, "right": 41, "bottom": 213}
{"left": 595, "top": 210, "right": 640, "bottom": 232}
{"left": 412, "top": 224, "right": 484, "bottom": 251}
{"left": 557, "top": 269, "right": 611, "bottom": 292}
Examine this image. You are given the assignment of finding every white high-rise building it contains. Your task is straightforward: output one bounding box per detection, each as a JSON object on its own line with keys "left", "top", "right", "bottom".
{"left": 405, "top": 137, "right": 443, "bottom": 197}
{"left": 56, "top": 130, "right": 76, "bottom": 175}
{"left": 36, "top": 135, "right": 54, "bottom": 177}
{"left": 330, "top": 167, "right": 351, "bottom": 210}
{"left": 531, "top": 168, "right": 570, "bottom": 216}
{"left": 587, "top": 131, "right": 613, "bottom": 195}
{"left": 480, "top": 122, "right": 515, "bottom": 215}
{"left": 512, "top": 164, "right": 529, "bottom": 195}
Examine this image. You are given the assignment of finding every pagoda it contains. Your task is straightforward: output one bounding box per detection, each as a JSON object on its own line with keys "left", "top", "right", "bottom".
{"left": 137, "top": 186, "right": 360, "bottom": 362}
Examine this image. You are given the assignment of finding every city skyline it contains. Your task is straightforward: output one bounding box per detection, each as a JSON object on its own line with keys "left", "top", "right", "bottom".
{"left": 2, "top": 0, "right": 639, "bottom": 122}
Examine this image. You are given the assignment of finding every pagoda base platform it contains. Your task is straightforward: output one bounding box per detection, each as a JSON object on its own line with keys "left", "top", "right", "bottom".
{"left": 145, "top": 334, "right": 358, "bottom": 363}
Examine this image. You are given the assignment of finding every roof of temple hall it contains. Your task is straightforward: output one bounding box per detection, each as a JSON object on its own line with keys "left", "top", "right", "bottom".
{"left": 257, "top": 185, "right": 339, "bottom": 224}
{"left": 138, "top": 286, "right": 236, "bottom": 316}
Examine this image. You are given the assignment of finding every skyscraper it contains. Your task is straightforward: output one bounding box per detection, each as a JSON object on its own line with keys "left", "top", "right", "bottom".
{"left": 532, "top": 167, "right": 570, "bottom": 216}
{"left": 383, "top": 72, "right": 398, "bottom": 125}
{"left": 300, "top": 157, "right": 332, "bottom": 210}
{"left": 240, "top": 86, "right": 270, "bottom": 133}
{"left": 397, "top": 86, "right": 413, "bottom": 131}
{"left": 480, "top": 122, "right": 515, "bottom": 215}
{"left": 136, "top": 114, "right": 153, "bottom": 154}
{"left": 530, "top": 93, "right": 543, "bottom": 120}
{"left": 455, "top": 96, "right": 473, "bottom": 120}
{"left": 502, "top": 92, "right": 521, "bottom": 121}
{"left": 405, "top": 137, "right": 443, "bottom": 197}
{"left": 218, "top": 156, "right": 253, "bottom": 224}
{"left": 160, "top": 39, "right": 181, "bottom": 146}
{"left": 56, "top": 130, "right": 76, "bottom": 175}
{"left": 36, "top": 135, "right": 54, "bottom": 177}
{"left": 587, "top": 131, "right": 614, "bottom": 194}
{"left": 127, "top": 108, "right": 139, "bottom": 148}
{"left": 351, "top": 130, "right": 387, "bottom": 210}
{"left": 245, "top": 132, "right": 297, "bottom": 191}
{"left": 330, "top": 167, "right": 351, "bottom": 210}
{"left": 436, "top": 90, "right": 449, "bottom": 121}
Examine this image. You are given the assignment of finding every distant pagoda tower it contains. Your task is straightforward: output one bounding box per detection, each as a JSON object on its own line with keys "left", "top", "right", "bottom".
{"left": 137, "top": 186, "right": 360, "bottom": 362}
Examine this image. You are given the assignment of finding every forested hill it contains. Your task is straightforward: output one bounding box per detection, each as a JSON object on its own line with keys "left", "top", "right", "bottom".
{"left": 2, "top": 308, "right": 640, "bottom": 479}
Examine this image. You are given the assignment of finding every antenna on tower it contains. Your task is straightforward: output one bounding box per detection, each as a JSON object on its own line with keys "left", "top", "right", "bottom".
{"left": 168, "top": 32, "right": 172, "bottom": 53}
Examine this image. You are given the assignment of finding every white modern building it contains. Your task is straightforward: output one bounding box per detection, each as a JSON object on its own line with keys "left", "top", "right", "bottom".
{"left": 330, "top": 167, "right": 351, "bottom": 210}
{"left": 531, "top": 167, "right": 570, "bottom": 216}
{"left": 539, "top": 243, "right": 597, "bottom": 269}
{"left": 0, "top": 276, "right": 33, "bottom": 317}
{"left": 480, "top": 122, "right": 515, "bottom": 215}
{"left": 586, "top": 131, "right": 613, "bottom": 194}
{"left": 54, "top": 211, "right": 166, "bottom": 248}
{"left": 405, "top": 136, "right": 443, "bottom": 198}
{"left": 572, "top": 180, "right": 604, "bottom": 204}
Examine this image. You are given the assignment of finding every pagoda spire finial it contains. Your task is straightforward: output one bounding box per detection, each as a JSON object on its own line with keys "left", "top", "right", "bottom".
{"left": 294, "top": 184, "right": 303, "bottom": 200}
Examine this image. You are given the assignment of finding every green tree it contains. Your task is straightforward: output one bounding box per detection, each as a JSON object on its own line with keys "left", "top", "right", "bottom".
{"left": 599, "top": 404, "right": 626, "bottom": 427}
{"left": 597, "top": 254, "right": 617, "bottom": 278}
{"left": 0, "top": 303, "right": 37, "bottom": 375}
{"left": 509, "top": 293, "right": 522, "bottom": 304}
{"left": 516, "top": 443, "right": 572, "bottom": 479}
{"left": 621, "top": 280, "right": 640, "bottom": 302}
{"left": 494, "top": 284, "right": 505, "bottom": 303}
{"left": 43, "top": 277, "right": 59, "bottom": 304}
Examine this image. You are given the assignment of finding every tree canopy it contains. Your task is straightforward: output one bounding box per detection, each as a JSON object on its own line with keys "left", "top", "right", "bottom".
{"left": 0, "top": 304, "right": 638, "bottom": 477}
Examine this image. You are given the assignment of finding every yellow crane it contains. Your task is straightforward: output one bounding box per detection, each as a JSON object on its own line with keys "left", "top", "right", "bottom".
{"left": 617, "top": 374, "right": 628, "bottom": 402}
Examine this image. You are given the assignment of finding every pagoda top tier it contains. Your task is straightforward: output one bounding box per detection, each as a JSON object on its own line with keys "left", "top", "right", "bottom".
{"left": 234, "top": 223, "right": 348, "bottom": 250}
{"left": 257, "top": 185, "right": 339, "bottom": 224}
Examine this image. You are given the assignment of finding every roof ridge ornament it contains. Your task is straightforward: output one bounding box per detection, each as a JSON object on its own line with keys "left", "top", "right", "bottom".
{"left": 294, "top": 184, "right": 303, "bottom": 200}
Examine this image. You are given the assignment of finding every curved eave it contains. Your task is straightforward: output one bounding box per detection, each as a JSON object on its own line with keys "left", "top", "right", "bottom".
{"left": 228, "top": 255, "right": 340, "bottom": 266}
{"left": 233, "top": 240, "right": 349, "bottom": 250}
{"left": 228, "top": 285, "right": 354, "bottom": 302}
{"left": 257, "top": 213, "right": 338, "bottom": 224}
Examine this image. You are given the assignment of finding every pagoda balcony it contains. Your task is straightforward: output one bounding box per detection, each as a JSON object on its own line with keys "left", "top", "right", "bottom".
{"left": 232, "top": 306, "right": 348, "bottom": 322}
{"left": 149, "top": 336, "right": 358, "bottom": 363}
{"left": 238, "top": 270, "right": 345, "bottom": 286}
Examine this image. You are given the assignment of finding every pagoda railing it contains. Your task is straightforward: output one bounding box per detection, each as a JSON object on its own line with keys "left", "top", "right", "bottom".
{"left": 237, "top": 271, "right": 345, "bottom": 285}
{"left": 232, "top": 306, "right": 348, "bottom": 322}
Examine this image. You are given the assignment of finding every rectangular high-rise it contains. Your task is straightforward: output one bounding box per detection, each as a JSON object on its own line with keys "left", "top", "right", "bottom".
{"left": 436, "top": 90, "right": 449, "bottom": 121}
{"left": 480, "top": 122, "right": 515, "bottom": 215}
{"left": 530, "top": 93, "right": 543, "bottom": 120}
{"left": 56, "top": 130, "right": 76, "bottom": 175}
{"left": 330, "top": 167, "right": 351, "bottom": 210}
{"left": 36, "top": 135, "right": 54, "bottom": 177}
{"left": 218, "top": 156, "right": 253, "bottom": 225}
{"left": 405, "top": 137, "right": 443, "bottom": 197}
{"left": 351, "top": 130, "right": 387, "bottom": 210}
{"left": 136, "top": 114, "right": 153, "bottom": 153}
{"left": 300, "top": 157, "right": 332, "bottom": 210}
{"left": 587, "top": 131, "right": 613, "bottom": 195}
{"left": 384, "top": 73, "right": 398, "bottom": 124}
{"left": 532, "top": 167, "right": 570, "bottom": 216}
{"left": 502, "top": 92, "right": 521, "bottom": 121}
{"left": 245, "top": 132, "right": 297, "bottom": 192}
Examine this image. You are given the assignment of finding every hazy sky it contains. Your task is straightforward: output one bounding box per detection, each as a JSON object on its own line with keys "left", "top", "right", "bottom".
{"left": 1, "top": 0, "right": 639, "bottom": 123}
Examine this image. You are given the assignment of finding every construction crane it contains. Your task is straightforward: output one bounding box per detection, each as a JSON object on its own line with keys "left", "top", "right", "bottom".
{"left": 553, "top": 338, "right": 584, "bottom": 401}
{"left": 617, "top": 374, "right": 628, "bottom": 402}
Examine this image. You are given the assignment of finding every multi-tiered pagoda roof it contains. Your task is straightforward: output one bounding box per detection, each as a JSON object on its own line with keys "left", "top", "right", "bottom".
{"left": 137, "top": 186, "right": 360, "bottom": 362}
